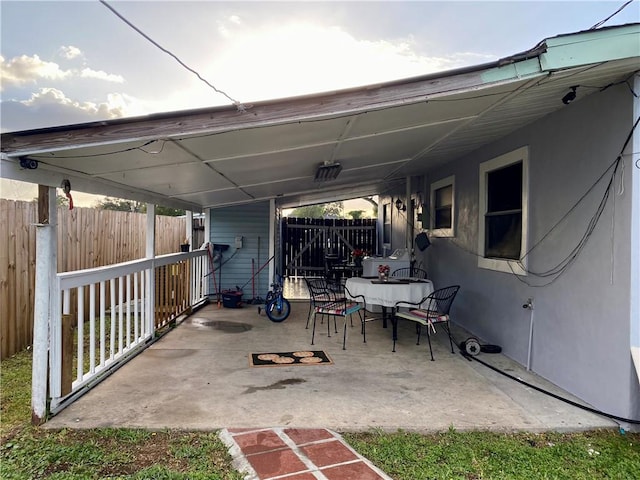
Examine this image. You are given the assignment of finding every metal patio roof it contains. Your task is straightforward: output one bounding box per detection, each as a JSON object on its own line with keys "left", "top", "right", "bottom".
{"left": 2, "top": 24, "right": 638, "bottom": 212}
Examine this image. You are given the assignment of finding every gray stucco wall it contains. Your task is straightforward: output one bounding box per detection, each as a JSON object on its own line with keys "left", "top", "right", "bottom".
{"left": 420, "top": 83, "right": 638, "bottom": 421}
{"left": 209, "top": 201, "right": 271, "bottom": 300}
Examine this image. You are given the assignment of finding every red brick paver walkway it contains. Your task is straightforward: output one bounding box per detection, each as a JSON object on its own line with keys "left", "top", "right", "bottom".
{"left": 219, "top": 428, "right": 392, "bottom": 480}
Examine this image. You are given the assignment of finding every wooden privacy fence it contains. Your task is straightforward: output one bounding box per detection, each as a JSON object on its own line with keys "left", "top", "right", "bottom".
{"left": 282, "top": 217, "right": 377, "bottom": 277}
{"left": 0, "top": 200, "right": 200, "bottom": 359}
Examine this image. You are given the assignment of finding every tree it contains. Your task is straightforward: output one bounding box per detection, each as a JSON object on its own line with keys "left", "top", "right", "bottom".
{"left": 347, "top": 210, "right": 365, "bottom": 219}
{"left": 290, "top": 204, "right": 325, "bottom": 218}
{"left": 323, "top": 201, "right": 344, "bottom": 218}
{"left": 290, "top": 201, "right": 344, "bottom": 218}
{"left": 362, "top": 196, "right": 378, "bottom": 217}
{"left": 155, "top": 205, "right": 185, "bottom": 217}
{"left": 96, "top": 197, "right": 145, "bottom": 213}
{"left": 96, "top": 197, "right": 185, "bottom": 216}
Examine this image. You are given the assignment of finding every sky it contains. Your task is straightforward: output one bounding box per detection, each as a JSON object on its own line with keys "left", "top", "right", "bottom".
{"left": 0, "top": 0, "right": 638, "bottom": 204}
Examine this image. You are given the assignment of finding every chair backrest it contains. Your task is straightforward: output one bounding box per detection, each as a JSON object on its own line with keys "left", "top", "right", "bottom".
{"left": 426, "top": 285, "right": 460, "bottom": 315}
{"left": 304, "top": 277, "right": 335, "bottom": 302}
{"left": 391, "top": 267, "right": 428, "bottom": 279}
{"left": 324, "top": 254, "right": 342, "bottom": 282}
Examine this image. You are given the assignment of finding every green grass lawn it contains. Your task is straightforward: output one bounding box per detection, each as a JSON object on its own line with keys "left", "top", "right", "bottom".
{"left": 1, "top": 349, "right": 241, "bottom": 480}
{"left": 345, "top": 428, "right": 640, "bottom": 480}
{"left": 3, "top": 348, "right": 640, "bottom": 479}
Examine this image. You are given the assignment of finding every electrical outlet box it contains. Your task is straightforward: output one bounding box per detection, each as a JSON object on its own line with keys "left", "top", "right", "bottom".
{"left": 235, "top": 236, "right": 243, "bottom": 249}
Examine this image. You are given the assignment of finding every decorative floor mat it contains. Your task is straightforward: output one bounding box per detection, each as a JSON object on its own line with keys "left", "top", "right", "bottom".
{"left": 249, "top": 350, "right": 333, "bottom": 367}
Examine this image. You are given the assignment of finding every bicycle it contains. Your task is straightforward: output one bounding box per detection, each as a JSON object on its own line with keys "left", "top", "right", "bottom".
{"left": 259, "top": 274, "right": 291, "bottom": 322}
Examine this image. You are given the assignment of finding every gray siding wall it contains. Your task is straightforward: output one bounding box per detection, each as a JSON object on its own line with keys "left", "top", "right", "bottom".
{"left": 209, "top": 202, "right": 271, "bottom": 299}
{"left": 420, "top": 83, "right": 638, "bottom": 421}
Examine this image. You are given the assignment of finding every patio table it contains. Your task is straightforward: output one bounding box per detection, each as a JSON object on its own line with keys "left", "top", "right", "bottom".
{"left": 345, "top": 277, "right": 434, "bottom": 345}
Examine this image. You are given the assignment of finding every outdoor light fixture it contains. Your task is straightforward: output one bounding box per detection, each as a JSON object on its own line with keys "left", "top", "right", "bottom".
{"left": 562, "top": 86, "right": 578, "bottom": 105}
{"left": 395, "top": 198, "right": 406, "bottom": 211}
{"left": 314, "top": 162, "right": 342, "bottom": 182}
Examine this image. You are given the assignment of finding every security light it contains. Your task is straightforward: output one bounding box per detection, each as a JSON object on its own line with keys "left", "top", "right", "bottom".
{"left": 562, "top": 86, "right": 578, "bottom": 105}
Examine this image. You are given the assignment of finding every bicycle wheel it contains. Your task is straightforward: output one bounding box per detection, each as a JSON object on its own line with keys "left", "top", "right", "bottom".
{"left": 265, "top": 297, "right": 290, "bottom": 322}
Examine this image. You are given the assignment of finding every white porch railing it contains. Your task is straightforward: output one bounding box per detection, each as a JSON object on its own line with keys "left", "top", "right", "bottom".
{"left": 48, "top": 250, "right": 208, "bottom": 413}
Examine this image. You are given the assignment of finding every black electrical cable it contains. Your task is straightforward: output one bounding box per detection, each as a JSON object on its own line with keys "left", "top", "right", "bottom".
{"left": 520, "top": 158, "right": 618, "bottom": 269}
{"left": 460, "top": 350, "right": 640, "bottom": 425}
{"left": 208, "top": 248, "right": 240, "bottom": 274}
{"left": 520, "top": 159, "right": 618, "bottom": 284}
{"left": 590, "top": 0, "right": 636, "bottom": 29}
{"left": 442, "top": 113, "right": 639, "bottom": 286}
{"left": 99, "top": 0, "right": 244, "bottom": 111}
{"left": 518, "top": 115, "right": 639, "bottom": 283}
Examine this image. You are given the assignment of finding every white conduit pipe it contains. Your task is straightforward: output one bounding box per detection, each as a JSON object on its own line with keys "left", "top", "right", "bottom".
{"left": 525, "top": 298, "right": 534, "bottom": 371}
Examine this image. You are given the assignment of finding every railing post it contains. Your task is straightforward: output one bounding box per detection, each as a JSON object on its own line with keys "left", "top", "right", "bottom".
{"left": 61, "top": 289, "right": 73, "bottom": 396}
{"left": 146, "top": 204, "right": 156, "bottom": 337}
{"left": 61, "top": 312, "right": 74, "bottom": 396}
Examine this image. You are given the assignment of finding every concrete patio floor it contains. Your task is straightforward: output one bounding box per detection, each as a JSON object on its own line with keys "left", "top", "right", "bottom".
{"left": 45, "top": 298, "right": 617, "bottom": 433}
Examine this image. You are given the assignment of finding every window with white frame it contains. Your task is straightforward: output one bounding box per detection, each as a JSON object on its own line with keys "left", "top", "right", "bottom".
{"left": 478, "top": 147, "right": 529, "bottom": 274}
{"left": 430, "top": 175, "right": 455, "bottom": 237}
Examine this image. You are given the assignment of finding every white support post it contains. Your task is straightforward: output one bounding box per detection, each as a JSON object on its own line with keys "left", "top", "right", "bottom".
{"left": 186, "top": 210, "right": 193, "bottom": 250}
{"left": 405, "top": 176, "right": 412, "bottom": 250}
{"left": 269, "top": 199, "right": 276, "bottom": 284}
{"left": 32, "top": 186, "right": 56, "bottom": 424}
{"left": 146, "top": 204, "right": 156, "bottom": 337}
{"left": 630, "top": 76, "right": 640, "bottom": 384}
{"left": 203, "top": 208, "right": 211, "bottom": 296}
{"left": 204, "top": 208, "right": 211, "bottom": 245}
{"left": 48, "top": 189, "right": 60, "bottom": 398}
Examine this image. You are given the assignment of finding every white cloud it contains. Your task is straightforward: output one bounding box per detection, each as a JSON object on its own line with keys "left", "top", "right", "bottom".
{"left": 1, "top": 21, "right": 498, "bottom": 129}
{"left": 0, "top": 54, "right": 125, "bottom": 91}
{"left": 59, "top": 45, "right": 82, "bottom": 60}
{"left": 0, "top": 54, "right": 70, "bottom": 89}
{"left": 136, "top": 21, "right": 496, "bottom": 116}
{"left": 217, "top": 15, "right": 243, "bottom": 38}
{"left": 21, "top": 87, "right": 127, "bottom": 117}
{"left": 200, "top": 22, "right": 488, "bottom": 104}
{"left": 0, "top": 88, "right": 139, "bottom": 131}
{"left": 80, "top": 68, "right": 124, "bottom": 83}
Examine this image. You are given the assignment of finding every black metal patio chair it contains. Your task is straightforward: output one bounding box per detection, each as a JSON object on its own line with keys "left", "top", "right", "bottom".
{"left": 391, "top": 267, "right": 428, "bottom": 279}
{"left": 305, "top": 277, "right": 363, "bottom": 349}
{"left": 393, "top": 285, "right": 460, "bottom": 360}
